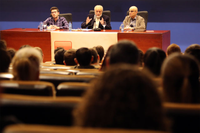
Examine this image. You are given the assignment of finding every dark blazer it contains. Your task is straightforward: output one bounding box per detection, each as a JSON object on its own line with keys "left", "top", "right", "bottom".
{"left": 81, "top": 14, "right": 111, "bottom": 29}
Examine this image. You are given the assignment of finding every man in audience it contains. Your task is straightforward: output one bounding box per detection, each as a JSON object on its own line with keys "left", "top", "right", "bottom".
{"left": 108, "top": 40, "right": 139, "bottom": 66}
{"left": 121, "top": 6, "right": 145, "bottom": 31}
{"left": 0, "top": 40, "right": 7, "bottom": 50}
{"left": 184, "top": 44, "right": 200, "bottom": 64}
{"left": 12, "top": 47, "right": 42, "bottom": 80}
{"left": 43, "top": 6, "right": 69, "bottom": 30}
{"left": 7, "top": 48, "right": 16, "bottom": 60}
{"left": 94, "top": 45, "right": 104, "bottom": 63}
{"left": 166, "top": 43, "right": 181, "bottom": 56}
{"left": 54, "top": 48, "right": 66, "bottom": 65}
{"left": 63, "top": 49, "right": 77, "bottom": 66}
{"left": 74, "top": 47, "right": 95, "bottom": 69}
{"left": 0, "top": 49, "right": 11, "bottom": 72}
{"left": 90, "top": 48, "right": 100, "bottom": 66}
{"left": 74, "top": 64, "right": 168, "bottom": 131}
{"left": 81, "top": 5, "right": 111, "bottom": 29}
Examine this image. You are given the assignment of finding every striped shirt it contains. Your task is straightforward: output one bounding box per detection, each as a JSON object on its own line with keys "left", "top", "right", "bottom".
{"left": 43, "top": 17, "right": 69, "bottom": 29}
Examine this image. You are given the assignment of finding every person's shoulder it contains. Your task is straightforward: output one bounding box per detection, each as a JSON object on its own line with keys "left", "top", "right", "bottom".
{"left": 137, "top": 15, "right": 144, "bottom": 20}
{"left": 102, "top": 14, "right": 109, "bottom": 18}
{"left": 59, "top": 16, "right": 66, "bottom": 20}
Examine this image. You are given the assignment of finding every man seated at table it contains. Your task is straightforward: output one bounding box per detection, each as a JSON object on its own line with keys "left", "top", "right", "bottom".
{"left": 121, "top": 6, "right": 145, "bottom": 31}
{"left": 81, "top": 5, "right": 111, "bottom": 30}
{"left": 43, "top": 6, "right": 69, "bottom": 30}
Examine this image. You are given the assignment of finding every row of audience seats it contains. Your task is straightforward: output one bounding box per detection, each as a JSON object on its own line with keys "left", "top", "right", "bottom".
{"left": 0, "top": 94, "right": 199, "bottom": 132}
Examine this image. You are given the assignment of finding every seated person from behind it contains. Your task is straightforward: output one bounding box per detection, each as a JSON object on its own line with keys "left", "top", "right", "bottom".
{"left": 74, "top": 47, "right": 95, "bottom": 69}
{"left": 121, "top": 6, "right": 145, "bottom": 31}
{"left": 90, "top": 48, "right": 100, "bottom": 67}
{"left": 81, "top": 5, "right": 111, "bottom": 30}
{"left": 12, "top": 47, "right": 42, "bottom": 81}
{"left": 63, "top": 49, "right": 77, "bottom": 66}
{"left": 166, "top": 43, "right": 181, "bottom": 56}
{"left": 54, "top": 48, "right": 66, "bottom": 65}
{"left": 42, "top": 6, "right": 69, "bottom": 30}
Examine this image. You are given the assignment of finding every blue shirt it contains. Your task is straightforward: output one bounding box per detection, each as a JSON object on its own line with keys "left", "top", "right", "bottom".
{"left": 43, "top": 17, "right": 69, "bottom": 29}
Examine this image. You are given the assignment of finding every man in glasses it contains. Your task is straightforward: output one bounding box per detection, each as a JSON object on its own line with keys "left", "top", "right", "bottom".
{"left": 121, "top": 6, "right": 145, "bottom": 31}
{"left": 43, "top": 7, "right": 69, "bottom": 30}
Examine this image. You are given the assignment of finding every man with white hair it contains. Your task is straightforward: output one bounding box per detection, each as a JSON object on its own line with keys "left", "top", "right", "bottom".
{"left": 121, "top": 6, "right": 145, "bottom": 30}
{"left": 12, "top": 47, "right": 42, "bottom": 81}
{"left": 81, "top": 5, "right": 111, "bottom": 29}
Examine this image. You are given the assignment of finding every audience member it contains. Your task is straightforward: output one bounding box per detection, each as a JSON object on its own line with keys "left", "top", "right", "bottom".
{"left": 54, "top": 47, "right": 64, "bottom": 54}
{"left": 54, "top": 49, "right": 66, "bottom": 65}
{"left": 138, "top": 49, "right": 144, "bottom": 67}
{"left": 184, "top": 44, "right": 200, "bottom": 64}
{"left": 0, "top": 49, "right": 11, "bottom": 72}
{"left": 12, "top": 47, "right": 42, "bottom": 80}
{"left": 63, "top": 49, "right": 77, "bottom": 66}
{"left": 99, "top": 45, "right": 114, "bottom": 71}
{"left": 7, "top": 48, "right": 16, "bottom": 60}
{"left": 166, "top": 43, "right": 181, "bottom": 56}
{"left": 143, "top": 47, "right": 166, "bottom": 77}
{"left": 0, "top": 40, "right": 7, "bottom": 50}
{"left": 94, "top": 45, "right": 104, "bottom": 63}
{"left": 74, "top": 47, "right": 95, "bottom": 69}
{"left": 161, "top": 53, "right": 200, "bottom": 103}
{"left": 74, "top": 64, "right": 168, "bottom": 131}
{"left": 90, "top": 48, "right": 99, "bottom": 65}
{"left": 109, "top": 40, "right": 139, "bottom": 65}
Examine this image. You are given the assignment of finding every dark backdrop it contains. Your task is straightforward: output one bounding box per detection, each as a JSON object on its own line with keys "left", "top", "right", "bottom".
{"left": 0, "top": 0, "right": 199, "bottom": 22}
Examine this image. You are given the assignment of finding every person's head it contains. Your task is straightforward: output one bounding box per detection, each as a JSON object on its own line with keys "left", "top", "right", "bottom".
{"left": 94, "top": 45, "right": 104, "bottom": 62}
{"left": 64, "top": 49, "right": 77, "bottom": 66}
{"left": 94, "top": 5, "right": 103, "bottom": 18}
{"left": 90, "top": 48, "right": 99, "bottom": 64}
{"left": 144, "top": 47, "right": 166, "bottom": 76}
{"left": 138, "top": 49, "right": 144, "bottom": 67}
{"left": 74, "top": 64, "right": 167, "bottom": 131}
{"left": 0, "top": 40, "right": 7, "bottom": 50}
{"left": 184, "top": 44, "right": 200, "bottom": 64}
{"left": 100, "top": 45, "right": 114, "bottom": 71}
{"left": 54, "top": 47, "right": 64, "bottom": 54}
{"left": 50, "top": 6, "right": 60, "bottom": 19}
{"left": 7, "top": 48, "right": 16, "bottom": 60}
{"left": 12, "top": 47, "right": 42, "bottom": 81}
{"left": 0, "top": 49, "right": 11, "bottom": 72}
{"left": 109, "top": 40, "right": 139, "bottom": 65}
{"left": 35, "top": 47, "right": 43, "bottom": 57}
{"left": 166, "top": 43, "right": 181, "bottom": 56}
{"left": 161, "top": 53, "right": 200, "bottom": 103}
{"left": 19, "top": 45, "right": 31, "bottom": 49}
{"left": 75, "top": 47, "right": 92, "bottom": 66}
{"left": 54, "top": 49, "right": 66, "bottom": 65}
{"left": 129, "top": 6, "right": 138, "bottom": 18}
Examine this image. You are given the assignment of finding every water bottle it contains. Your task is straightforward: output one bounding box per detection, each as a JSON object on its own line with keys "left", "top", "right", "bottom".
{"left": 120, "top": 23, "right": 124, "bottom": 32}
{"left": 69, "top": 22, "right": 72, "bottom": 31}
{"left": 39, "top": 22, "right": 43, "bottom": 31}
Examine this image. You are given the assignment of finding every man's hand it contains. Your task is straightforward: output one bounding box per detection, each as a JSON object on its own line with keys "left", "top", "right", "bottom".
{"left": 100, "top": 18, "right": 104, "bottom": 25}
{"left": 86, "top": 17, "right": 92, "bottom": 25}
{"left": 48, "top": 25, "right": 60, "bottom": 30}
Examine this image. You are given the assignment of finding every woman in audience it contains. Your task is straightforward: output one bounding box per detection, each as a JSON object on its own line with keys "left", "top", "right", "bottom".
{"left": 143, "top": 47, "right": 166, "bottom": 77}
{"left": 12, "top": 47, "right": 42, "bottom": 80}
{"left": 161, "top": 53, "right": 200, "bottom": 103}
{"left": 74, "top": 64, "right": 168, "bottom": 131}
{"left": 166, "top": 43, "right": 181, "bottom": 56}
{"left": 184, "top": 44, "right": 200, "bottom": 64}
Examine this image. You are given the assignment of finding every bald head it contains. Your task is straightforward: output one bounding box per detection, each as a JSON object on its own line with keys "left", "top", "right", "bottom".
{"left": 94, "top": 5, "right": 103, "bottom": 18}
{"left": 129, "top": 6, "right": 138, "bottom": 18}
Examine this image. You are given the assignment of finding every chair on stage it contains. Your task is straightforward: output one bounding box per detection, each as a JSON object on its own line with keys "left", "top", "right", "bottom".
{"left": 89, "top": 10, "right": 111, "bottom": 22}
{"left": 59, "top": 13, "right": 72, "bottom": 23}
{"left": 164, "top": 102, "right": 200, "bottom": 133}
{"left": 0, "top": 80, "right": 56, "bottom": 97}
{"left": 56, "top": 82, "right": 90, "bottom": 96}
{"left": 126, "top": 11, "right": 148, "bottom": 29}
{"left": 0, "top": 94, "right": 82, "bottom": 130}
